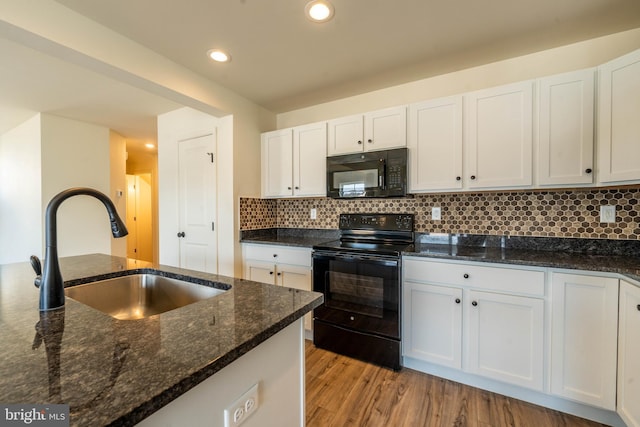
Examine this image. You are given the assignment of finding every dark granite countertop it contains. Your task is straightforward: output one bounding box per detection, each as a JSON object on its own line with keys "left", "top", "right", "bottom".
{"left": 408, "top": 243, "right": 640, "bottom": 282}
{"left": 0, "top": 254, "right": 323, "bottom": 426}
{"left": 408, "top": 234, "right": 640, "bottom": 284}
{"left": 240, "top": 229, "right": 640, "bottom": 284}
{"left": 240, "top": 228, "right": 339, "bottom": 248}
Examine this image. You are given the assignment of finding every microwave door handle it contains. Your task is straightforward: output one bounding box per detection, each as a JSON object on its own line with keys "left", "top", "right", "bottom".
{"left": 379, "top": 159, "right": 386, "bottom": 189}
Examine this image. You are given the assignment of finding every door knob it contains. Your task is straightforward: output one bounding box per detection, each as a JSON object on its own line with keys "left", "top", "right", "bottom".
{"left": 177, "top": 231, "right": 185, "bottom": 238}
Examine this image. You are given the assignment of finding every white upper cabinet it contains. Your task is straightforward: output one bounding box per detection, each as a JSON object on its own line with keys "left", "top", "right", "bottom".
{"left": 327, "top": 114, "right": 363, "bottom": 156}
{"left": 261, "top": 128, "right": 293, "bottom": 198}
{"left": 464, "top": 81, "right": 533, "bottom": 189}
{"left": 408, "top": 96, "right": 463, "bottom": 192}
{"left": 537, "top": 69, "right": 595, "bottom": 186}
{"left": 598, "top": 49, "right": 640, "bottom": 184}
{"left": 261, "top": 122, "right": 327, "bottom": 198}
{"left": 327, "top": 106, "right": 407, "bottom": 156}
{"left": 293, "top": 122, "right": 327, "bottom": 197}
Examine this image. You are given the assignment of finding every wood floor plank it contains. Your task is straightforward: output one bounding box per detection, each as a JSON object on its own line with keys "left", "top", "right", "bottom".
{"left": 305, "top": 342, "right": 608, "bottom": 427}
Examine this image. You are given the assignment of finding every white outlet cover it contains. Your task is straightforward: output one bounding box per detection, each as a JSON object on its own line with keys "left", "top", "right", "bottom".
{"left": 224, "top": 383, "right": 259, "bottom": 427}
{"left": 600, "top": 205, "right": 616, "bottom": 223}
{"left": 432, "top": 207, "right": 442, "bottom": 221}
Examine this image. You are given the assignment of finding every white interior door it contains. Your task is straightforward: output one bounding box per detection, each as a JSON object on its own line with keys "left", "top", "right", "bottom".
{"left": 178, "top": 133, "right": 217, "bottom": 273}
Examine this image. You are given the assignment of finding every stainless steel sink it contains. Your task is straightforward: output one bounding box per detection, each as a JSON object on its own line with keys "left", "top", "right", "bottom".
{"left": 65, "top": 273, "right": 227, "bottom": 320}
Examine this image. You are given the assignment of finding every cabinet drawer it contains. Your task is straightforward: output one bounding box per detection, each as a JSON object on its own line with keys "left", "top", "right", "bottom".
{"left": 404, "top": 257, "right": 544, "bottom": 296}
{"left": 243, "top": 244, "right": 312, "bottom": 267}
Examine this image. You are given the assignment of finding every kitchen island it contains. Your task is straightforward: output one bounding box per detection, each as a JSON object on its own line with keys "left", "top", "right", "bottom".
{"left": 0, "top": 254, "right": 323, "bottom": 426}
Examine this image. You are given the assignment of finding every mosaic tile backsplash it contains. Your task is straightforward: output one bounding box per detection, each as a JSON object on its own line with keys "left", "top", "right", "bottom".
{"left": 239, "top": 188, "right": 640, "bottom": 240}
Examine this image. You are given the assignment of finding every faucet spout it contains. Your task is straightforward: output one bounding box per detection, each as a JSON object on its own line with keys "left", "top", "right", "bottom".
{"left": 38, "top": 187, "right": 128, "bottom": 311}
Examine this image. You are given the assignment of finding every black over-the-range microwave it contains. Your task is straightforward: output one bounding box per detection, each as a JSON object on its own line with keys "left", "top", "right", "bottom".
{"left": 326, "top": 148, "right": 408, "bottom": 198}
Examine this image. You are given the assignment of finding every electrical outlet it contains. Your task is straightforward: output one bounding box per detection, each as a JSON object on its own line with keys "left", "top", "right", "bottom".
{"left": 224, "top": 383, "right": 259, "bottom": 427}
{"left": 432, "top": 207, "right": 442, "bottom": 221}
{"left": 310, "top": 208, "right": 317, "bottom": 220}
{"left": 600, "top": 205, "right": 616, "bottom": 223}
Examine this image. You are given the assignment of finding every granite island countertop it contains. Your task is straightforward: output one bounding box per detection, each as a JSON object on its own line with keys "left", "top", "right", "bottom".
{"left": 0, "top": 254, "right": 323, "bottom": 426}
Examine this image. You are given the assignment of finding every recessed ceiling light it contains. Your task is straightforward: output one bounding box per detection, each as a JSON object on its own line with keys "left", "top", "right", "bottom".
{"left": 207, "top": 49, "right": 231, "bottom": 63}
{"left": 305, "top": 0, "right": 335, "bottom": 23}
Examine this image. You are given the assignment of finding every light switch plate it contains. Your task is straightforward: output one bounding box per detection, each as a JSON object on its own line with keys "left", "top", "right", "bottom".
{"left": 600, "top": 205, "right": 616, "bottom": 223}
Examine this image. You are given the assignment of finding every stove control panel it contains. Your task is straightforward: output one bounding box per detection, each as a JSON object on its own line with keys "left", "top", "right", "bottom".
{"left": 339, "top": 213, "right": 414, "bottom": 231}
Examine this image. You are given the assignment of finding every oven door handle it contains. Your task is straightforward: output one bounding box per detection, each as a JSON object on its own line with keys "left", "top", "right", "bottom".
{"left": 313, "top": 251, "right": 399, "bottom": 266}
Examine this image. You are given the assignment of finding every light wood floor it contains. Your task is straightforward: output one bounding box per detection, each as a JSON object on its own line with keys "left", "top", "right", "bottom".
{"left": 305, "top": 342, "right": 608, "bottom": 427}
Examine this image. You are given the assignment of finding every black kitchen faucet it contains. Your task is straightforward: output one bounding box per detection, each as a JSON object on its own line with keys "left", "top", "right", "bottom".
{"left": 31, "top": 187, "right": 128, "bottom": 311}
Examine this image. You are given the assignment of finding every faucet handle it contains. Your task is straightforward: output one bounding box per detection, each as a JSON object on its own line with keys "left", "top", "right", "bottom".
{"left": 30, "top": 255, "right": 42, "bottom": 288}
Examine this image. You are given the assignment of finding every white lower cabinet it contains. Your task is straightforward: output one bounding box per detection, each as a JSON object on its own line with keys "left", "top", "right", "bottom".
{"left": 403, "top": 282, "right": 462, "bottom": 369}
{"left": 466, "top": 290, "right": 544, "bottom": 391}
{"left": 242, "top": 244, "right": 313, "bottom": 333}
{"left": 618, "top": 280, "right": 640, "bottom": 427}
{"left": 550, "top": 272, "right": 619, "bottom": 410}
{"left": 403, "top": 257, "right": 545, "bottom": 391}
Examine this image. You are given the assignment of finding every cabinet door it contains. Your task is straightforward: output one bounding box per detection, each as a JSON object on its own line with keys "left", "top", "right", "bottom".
{"left": 550, "top": 273, "right": 618, "bottom": 409}
{"left": 537, "top": 69, "right": 595, "bottom": 186}
{"left": 465, "top": 81, "right": 533, "bottom": 189}
{"left": 408, "top": 96, "right": 463, "bottom": 192}
{"left": 327, "top": 114, "right": 363, "bottom": 156}
{"left": 277, "top": 264, "right": 313, "bottom": 332}
{"left": 403, "top": 282, "right": 462, "bottom": 369}
{"left": 261, "top": 129, "right": 293, "bottom": 197}
{"left": 363, "top": 106, "right": 407, "bottom": 151}
{"left": 598, "top": 49, "right": 640, "bottom": 183}
{"left": 618, "top": 281, "right": 640, "bottom": 427}
{"left": 466, "top": 290, "right": 544, "bottom": 391}
{"left": 244, "top": 260, "right": 276, "bottom": 285}
{"left": 293, "top": 122, "right": 327, "bottom": 197}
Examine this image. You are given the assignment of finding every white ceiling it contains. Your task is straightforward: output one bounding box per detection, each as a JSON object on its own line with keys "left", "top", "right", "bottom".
{"left": 2, "top": 0, "right": 640, "bottom": 141}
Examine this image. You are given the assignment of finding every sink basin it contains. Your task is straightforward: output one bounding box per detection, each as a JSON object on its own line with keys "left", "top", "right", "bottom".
{"left": 65, "top": 273, "right": 228, "bottom": 320}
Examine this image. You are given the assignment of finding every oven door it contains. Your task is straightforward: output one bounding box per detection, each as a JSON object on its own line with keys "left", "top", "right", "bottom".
{"left": 312, "top": 250, "right": 400, "bottom": 339}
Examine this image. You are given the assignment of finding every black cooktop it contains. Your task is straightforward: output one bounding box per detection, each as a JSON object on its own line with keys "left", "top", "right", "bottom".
{"left": 313, "top": 213, "right": 415, "bottom": 256}
{"left": 313, "top": 240, "right": 415, "bottom": 256}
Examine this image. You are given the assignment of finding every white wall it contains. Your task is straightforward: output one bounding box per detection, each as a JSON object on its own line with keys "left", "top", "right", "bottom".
{"left": 40, "top": 114, "right": 112, "bottom": 257}
{"left": 277, "top": 28, "right": 640, "bottom": 128}
{"left": 1, "top": 0, "right": 276, "bottom": 275}
{"left": 0, "top": 114, "right": 42, "bottom": 264}
{"left": 218, "top": 115, "right": 237, "bottom": 277}
{"left": 109, "top": 130, "right": 127, "bottom": 257}
{"left": 157, "top": 107, "right": 218, "bottom": 269}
